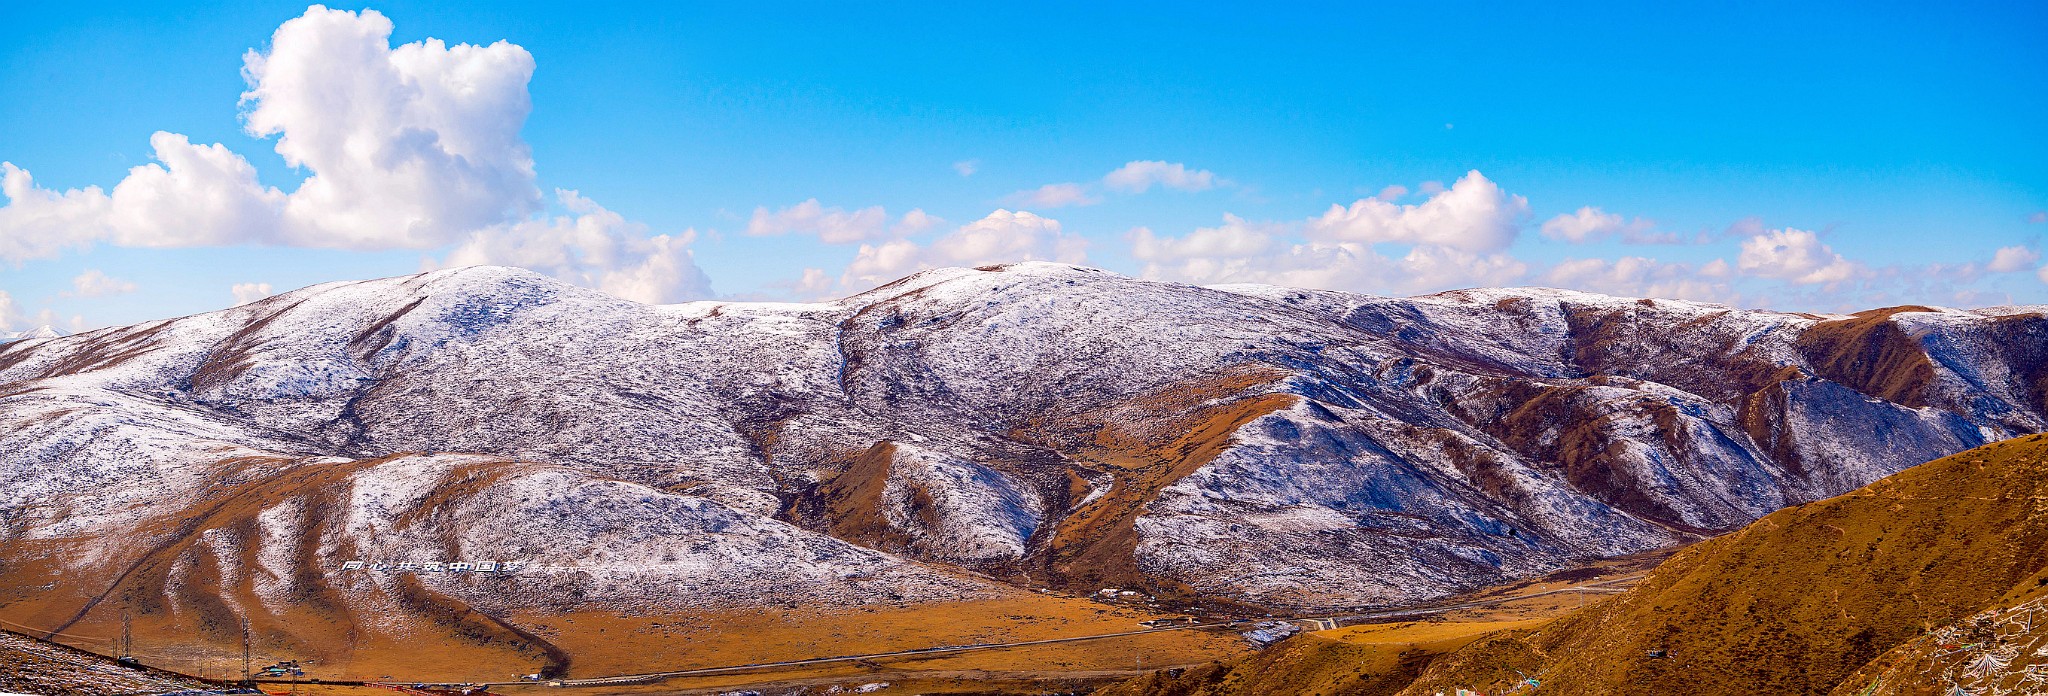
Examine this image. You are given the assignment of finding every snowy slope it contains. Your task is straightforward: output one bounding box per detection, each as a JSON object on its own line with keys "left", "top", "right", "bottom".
{"left": 3, "top": 263, "right": 2045, "bottom": 618}
{"left": 0, "top": 325, "right": 62, "bottom": 343}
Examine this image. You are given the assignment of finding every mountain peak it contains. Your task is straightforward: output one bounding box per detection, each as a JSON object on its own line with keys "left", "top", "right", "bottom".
{"left": 0, "top": 325, "right": 63, "bottom": 343}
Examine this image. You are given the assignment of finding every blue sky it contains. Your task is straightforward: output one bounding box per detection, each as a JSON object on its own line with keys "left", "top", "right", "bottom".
{"left": 2, "top": 1, "right": 2044, "bottom": 331}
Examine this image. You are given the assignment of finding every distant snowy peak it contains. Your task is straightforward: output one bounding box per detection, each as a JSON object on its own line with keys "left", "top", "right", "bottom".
{"left": 0, "top": 325, "right": 63, "bottom": 343}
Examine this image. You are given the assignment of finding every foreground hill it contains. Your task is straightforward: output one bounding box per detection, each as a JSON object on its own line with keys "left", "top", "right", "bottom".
{"left": 1394, "top": 433, "right": 2048, "bottom": 695}
{"left": 3, "top": 263, "right": 2047, "bottom": 676}
{"left": 1098, "top": 434, "right": 2048, "bottom": 695}
{"left": 0, "top": 627, "right": 200, "bottom": 695}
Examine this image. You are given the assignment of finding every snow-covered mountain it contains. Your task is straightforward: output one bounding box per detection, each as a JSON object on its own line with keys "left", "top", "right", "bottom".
{"left": 0, "top": 326, "right": 61, "bottom": 343}
{"left": 2, "top": 263, "right": 2043, "bottom": 627}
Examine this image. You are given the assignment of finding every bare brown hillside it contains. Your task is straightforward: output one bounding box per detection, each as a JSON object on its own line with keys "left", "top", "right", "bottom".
{"left": 1395, "top": 433, "right": 2048, "bottom": 695}
{"left": 0, "top": 627, "right": 200, "bottom": 695}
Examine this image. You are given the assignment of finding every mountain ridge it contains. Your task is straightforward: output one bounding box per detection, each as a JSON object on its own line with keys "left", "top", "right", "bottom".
{"left": 3, "top": 262, "right": 2045, "bottom": 675}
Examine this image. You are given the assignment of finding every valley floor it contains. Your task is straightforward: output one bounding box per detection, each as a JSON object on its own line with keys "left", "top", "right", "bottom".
{"left": 0, "top": 555, "right": 1659, "bottom": 696}
{"left": 0, "top": 552, "right": 1662, "bottom": 696}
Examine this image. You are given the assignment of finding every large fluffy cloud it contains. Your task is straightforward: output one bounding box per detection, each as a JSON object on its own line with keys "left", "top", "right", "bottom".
{"left": 0, "top": 6, "right": 709, "bottom": 305}
{"left": 1736, "top": 228, "right": 1861, "bottom": 285}
{"left": 105, "top": 133, "right": 287, "bottom": 247}
{"left": 1128, "top": 173, "right": 1531, "bottom": 294}
{"left": 0, "top": 164, "right": 111, "bottom": 263}
{"left": 0, "top": 6, "right": 539, "bottom": 255}
{"left": 841, "top": 210, "right": 1087, "bottom": 289}
{"left": 1305, "top": 170, "right": 1529, "bottom": 253}
{"left": 243, "top": 5, "right": 541, "bottom": 247}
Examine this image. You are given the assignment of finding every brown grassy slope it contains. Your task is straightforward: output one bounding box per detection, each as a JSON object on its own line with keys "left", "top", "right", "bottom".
{"left": 1008, "top": 368, "right": 1296, "bottom": 598}
{"left": 1791, "top": 307, "right": 1941, "bottom": 408}
{"left": 0, "top": 446, "right": 1242, "bottom": 685}
{"left": 0, "top": 454, "right": 568, "bottom": 682}
{"left": 1396, "top": 433, "right": 2048, "bottom": 695}
{"left": 1825, "top": 587, "right": 2048, "bottom": 695}
{"left": 0, "top": 627, "right": 201, "bottom": 695}
{"left": 1091, "top": 619, "right": 1550, "bottom": 696}
{"left": 1091, "top": 632, "right": 1435, "bottom": 696}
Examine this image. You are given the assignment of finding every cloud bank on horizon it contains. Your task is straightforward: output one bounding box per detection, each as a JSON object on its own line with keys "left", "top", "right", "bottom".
{"left": 1, "top": 4, "right": 2044, "bottom": 334}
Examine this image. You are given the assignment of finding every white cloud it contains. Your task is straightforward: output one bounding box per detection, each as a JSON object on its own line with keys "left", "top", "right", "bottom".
{"left": 0, "top": 164, "right": 112, "bottom": 263}
{"left": 243, "top": 6, "right": 540, "bottom": 248}
{"left": 1538, "top": 206, "right": 1674, "bottom": 244}
{"left": 1006, "top": 183, "right": 1100, "bottom": 209}
{"left": 1724, "top": 216, "right": 1767, "bottom": 238}
{"left": 106, "top": 132, "right": 287, "bottom": 247}
{"left": 1129, "top": 209, "right": 1526, "bottom": 295}
{"left": 1540, "top": 207, "right": 1625, "bottom": 243}
{"left": 1737, "top": 228, "right": 1861, "bottom": 285}
{"left": 0, "top": 7, "right": 710, "bottom": 305}
{"left": 1129, "top": 216, "right": 1275, "bottom": 264}
{"left": 1373, "top": 185, "right": 1408, "bottom": 202}
{"left": 1102, "top": 161, "right": 1219, "bottom": 193}
{"left": 67, "top": 270, "right": 136, "bottom": 298}
{"left": 0, "top": 290, "right": 86, "bottom": 334}
{"left": 748, "top": 200, "right": 881, "bottom": 243}
{"left": 1127, "top": 216, "right": 1292, "bottom": 287}
{"left": 231, "top": 282, "right": 274, "bottom": 306}
{"left": 0, "top": 290, "right": 20, "bottom": 330}
{"left": 0, "top": 5, "right": 541, "bottom": 254}
{"left": 1542, "top": 257, "right": 1737, "bottom": 303}
{"left": 1006, "top": 161, "right": 1222, "bottom": 213}
{"left": 1394, "top": 245, "right": 1528, "bottom": 291}
{"left": 932, "top": 210, "right": 1086, "bottom": 266}
{"left": 1988, "top": 245, "right": 2040, "bottom": 273}
{"left": 894, "top": 208, "right": 941, "bottom": 235}
{"left": 841, "top": 240, "right": 924, "bottom": 289}
{"left": 1305, "top": 170, "right": 1529, "bottom": 253}
{"left": 953, "top": 160, "right": 979, "bottom": 177}
{"left": 746, "top": 199, "right": 936, "bottom": 244}
{"left": 438, "top": 190, "right": 712, "bottom": 304}
{"left": 841, "top": 209, "right": 1087, "bottom": 289}
{"left": 786, "top": 268, "right": 834, "bottom": 298}
{"left": 1122, "top": 173, "right": 1535, "bottom": 293}
{"left": 2028, "top": 211, "right": 2046, "bottom": 224}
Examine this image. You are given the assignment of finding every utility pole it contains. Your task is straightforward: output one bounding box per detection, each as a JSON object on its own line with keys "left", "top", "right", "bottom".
{"left": 119, "top": 609, "right": 133, "bottom": 662}
{"left": 241, "top": 619, "right": 253, "bottom": 686}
